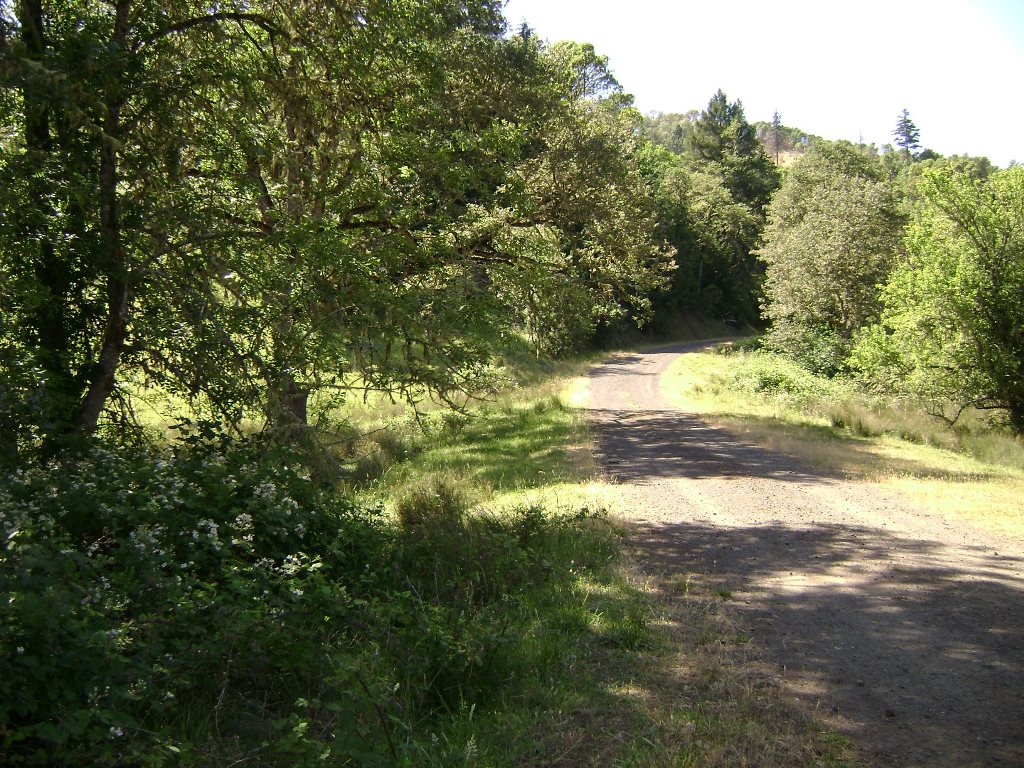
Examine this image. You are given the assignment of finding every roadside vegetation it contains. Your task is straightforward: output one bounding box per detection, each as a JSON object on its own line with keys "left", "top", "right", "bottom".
{"left": 663, "top": 343, "right": 1024, "bottom": 537}
{"left": 2, "top": 1, "right": 1015, "bottom": 764}
{"left": 2, "top": 346, "right": 854, "bottom": 766}
{"left": 757, "top": 140, "right": 1024, "bottom": 435}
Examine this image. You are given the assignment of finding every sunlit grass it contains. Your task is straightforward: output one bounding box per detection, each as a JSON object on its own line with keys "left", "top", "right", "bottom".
{"left": 340, "top": 346, "right": 852, "bottom": 767}
{"left": 662, "top": 345, "right": 1024, "bottom": 537}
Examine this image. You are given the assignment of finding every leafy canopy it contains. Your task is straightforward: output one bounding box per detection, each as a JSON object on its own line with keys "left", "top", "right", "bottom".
{"left": 759, "top": 142, "right": 905, "bottom": 374}
{"left": 0, "top": 2, "right": 673, "bottom": 457}
{"left": 852, "top": 166, "right": 1024, "bottom": 431}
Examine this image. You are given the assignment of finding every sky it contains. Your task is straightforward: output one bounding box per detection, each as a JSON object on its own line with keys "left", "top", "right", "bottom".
{"left": 502, "top": 0, "right": 1024, "bottom": 167}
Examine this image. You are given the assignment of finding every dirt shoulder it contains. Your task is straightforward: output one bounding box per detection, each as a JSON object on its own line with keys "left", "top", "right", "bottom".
{"left": 586, "top": 342, "right": 1024, "bottom": 767}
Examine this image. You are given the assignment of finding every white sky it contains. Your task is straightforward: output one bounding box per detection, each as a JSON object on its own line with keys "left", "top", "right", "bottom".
{"left": 502, "top": 0, "right": 1024, "bottom": 167}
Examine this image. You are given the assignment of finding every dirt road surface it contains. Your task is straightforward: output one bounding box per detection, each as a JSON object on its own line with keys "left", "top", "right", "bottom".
{"left": 586, "top": 342, "right": 1024, "bottom": 767}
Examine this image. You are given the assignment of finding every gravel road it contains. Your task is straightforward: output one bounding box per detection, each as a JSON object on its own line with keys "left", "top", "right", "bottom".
{"left": 586, "top": 342, "right": 1024, "bottom": 767}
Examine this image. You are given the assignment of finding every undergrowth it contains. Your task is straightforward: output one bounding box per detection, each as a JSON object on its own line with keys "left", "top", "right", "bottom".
{"left": 3, "top": 343, "right": 858, "bottom": 767}
{"left": 0, "top": 426, "right": 632, "bottom": 766}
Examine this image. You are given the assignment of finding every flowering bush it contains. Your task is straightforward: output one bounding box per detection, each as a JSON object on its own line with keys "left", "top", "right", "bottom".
{"left": 0, "top": 432, "right": 394, "bottom": 766}
{"left": 0, "top": 432, "right": 616, "bottom": 766}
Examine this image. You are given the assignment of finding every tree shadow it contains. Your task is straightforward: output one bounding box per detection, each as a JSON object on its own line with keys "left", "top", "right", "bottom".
{"left": 587, "top": 354, "right": 647, "bottom": 377}
{"left": 626, "top": 518, "right": 1024, "bottom": 767}
{"left": 406, "top": 406, "right": 585, "bottom": 492}
{"left": 591, "top": 407, "right": 1008, "bottom": 486}
{"left": 591, "top": 408, "right": 835, "bottom": 483}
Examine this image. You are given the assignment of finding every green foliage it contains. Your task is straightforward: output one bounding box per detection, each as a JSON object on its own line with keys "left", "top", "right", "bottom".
{"left": 759, "top": 142, "right": 905, "bottom": 374}
{"left": 851, "top": 166, "right": 1024, "bottom": 432}
{"left": 894, "top": 152, "right": 996, "bottom": 212}
{"left": 643, "top": 110, "right": 699, "bottom": 154}
{"left": 0, "top": 3, "right": 673, "bottom": 453}
{"left": 0, "top": 433, "right": 389, "bottom": 765}
{"left": 758, "top": 321, "right": 853, "bottom": 379}
{"left": 726, "top": 351, "right": 836, "bottom": 404}
{"left": 0, "top": 433, "right": 623, "bottom": 765}
{"left": 752, "top": 119, "right": 821, "bottom": 160}
{"left": 394, "top": 473, "right": 474, "bottom": 530}
{"left": 497, "top": 48, "right": 674, "bottom": 355}
{"left": 652, "top": 159, "right": 760, "bottom": 319}
{"left": 769, "top": 109, "right": 783, "bottom": 162}
{"left": 543, "top": 40, "right": 622, "bottom": 101}
{"left": 713, "top": 348, "right": 1024, "bottom": 470}
{"left": 686, "top": 89, "right": 780, "bottom": 215}
{"left": 640, "top": 91, "right": 780, "bottom": 327}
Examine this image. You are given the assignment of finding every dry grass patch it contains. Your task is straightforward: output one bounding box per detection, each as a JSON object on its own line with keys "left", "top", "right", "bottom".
{"left": 661, "top": 346, "right": 1024, "bottom": 538}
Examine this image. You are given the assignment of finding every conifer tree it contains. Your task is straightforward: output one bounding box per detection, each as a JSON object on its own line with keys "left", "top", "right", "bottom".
{"left": 771, "top": 110, "right": 783, "bottom": 164}
{"left": 893, "top": 108, "right": 921, "bottom": 158}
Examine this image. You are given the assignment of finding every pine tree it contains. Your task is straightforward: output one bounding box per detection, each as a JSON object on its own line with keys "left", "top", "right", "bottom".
{"left": 893, "top": 108, "right": 921, "bottom": 158}
{"left": 771, "top": 110, "right": 783, "bottom": 164}
{"left": 686, "top": 90, "right": 779, "bottom": 211}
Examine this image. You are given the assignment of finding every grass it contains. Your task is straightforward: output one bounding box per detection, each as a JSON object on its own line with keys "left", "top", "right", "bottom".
{"left": 325, "top": 345, "right": 853, "bottom": 767}
{"left": 102, "top": 339, "right": 854, "bottom": 765}
{"left": 661, "top": 343, "right": 1024, "bottom": 538}
{"left": 106, "top": 334, "right": 1020, "bottom": 764}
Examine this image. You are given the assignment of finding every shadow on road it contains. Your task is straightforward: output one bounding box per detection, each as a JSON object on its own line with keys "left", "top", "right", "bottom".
{"left": 586, "top": 344, "right": 1024, "bottom": 766}
{"left": 591, "top": 408, "right": 831, "bottom": 484}
{"left": 625, "top": 517, "right": 1024, "bottom": 767}
{"left": 592, "top": 406, "right": 1003, "bottom": 486}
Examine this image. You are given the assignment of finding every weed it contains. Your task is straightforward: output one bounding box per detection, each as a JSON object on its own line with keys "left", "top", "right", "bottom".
{"left": 394, "top": 473, "right": 474, "bottom": 530}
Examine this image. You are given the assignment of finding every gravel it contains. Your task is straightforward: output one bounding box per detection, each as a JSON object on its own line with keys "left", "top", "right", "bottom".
{"left": 586, "top": 342, "right": 1024, "bottom": 768}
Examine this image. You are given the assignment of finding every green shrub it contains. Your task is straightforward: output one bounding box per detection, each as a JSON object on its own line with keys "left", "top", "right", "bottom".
{"left": 0, "top": 433, "right": 621, "bottom": 766}
{"left": 350, "top": 420, "right": 426, "bottom": 482}
{"left": 763, "top": 321, "right": 852, "bottom": 376}
{"left": 0, "top": 431, "right": 397, "bottom": 766}
{"left": 729, "top": 350, "right": 1024, "bottom": 468}
{"left": 394, "top": 474, "right": 473, "bottom": 531}
{"left": 728, "top": 352, "right": 834, "bottom": 402}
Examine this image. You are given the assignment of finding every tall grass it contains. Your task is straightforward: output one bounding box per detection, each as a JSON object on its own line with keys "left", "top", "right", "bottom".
{"left": 709, "top": 346, "right": 1024, "bottom": 472}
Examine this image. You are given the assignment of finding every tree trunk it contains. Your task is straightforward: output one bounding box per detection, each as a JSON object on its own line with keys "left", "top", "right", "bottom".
{"left": 266, "top": 371, "right": 310, "bottom": 439}
{"left": 261, "top": 38, "right": 313, "bottom": 441}
{"left": 75, "top": 1, "right": 132, "bottom": 434}
{"left": 18, "top": 0, "right": 48, "bottom": 153}
{"left": 280, "top": 374, "right": 309, "bottom": 427}
{"left": 1008, "top": 402, "right": 1024, "bottom": 437}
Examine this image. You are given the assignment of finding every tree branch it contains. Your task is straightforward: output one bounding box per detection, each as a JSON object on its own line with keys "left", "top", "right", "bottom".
{"left": 138, "top": 12, "right": 283, "bottom": 47}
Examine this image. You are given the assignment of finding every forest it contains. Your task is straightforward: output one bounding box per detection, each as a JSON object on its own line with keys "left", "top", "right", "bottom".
{"left": 1, "top": 1, "right": 1021, "bottom": 765}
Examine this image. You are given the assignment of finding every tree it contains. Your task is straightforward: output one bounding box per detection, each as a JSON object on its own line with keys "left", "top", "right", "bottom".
{"left": 687, "top": 89, "right": 779, "bottom": 213}
{"left": 852, "top": 167, "right": 1024, "bottom": 432}
{"left": 543, "top": 40, "right": 621, "bottom": 102}
{"left": 0, "top": 3, "right": 674, "bottom": 457}
{"left": 893, "top": 108, "right": 921, "bottom": 158}
{"left": 655, "top": 89, "right": 780, "bottom": 322}
{"left": 499, "top": 40, "right": 674, "bottom": 354}
{"left": 759, "top": 142, "right": 905, "bottom": 373}
{"left": 770, "top": 109, "right": 783, "bottom": 164}
{"left": 0, "top": 0, "right": 258, "bottom": 452}
{"left": 643, "top": 146, "right": 759, "bottom": 323}
{"left": 643, "top": 111, "right": 699, "bottom": 155}
{"left": 168, "top": 0, "right": 538, "bottom": 433}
